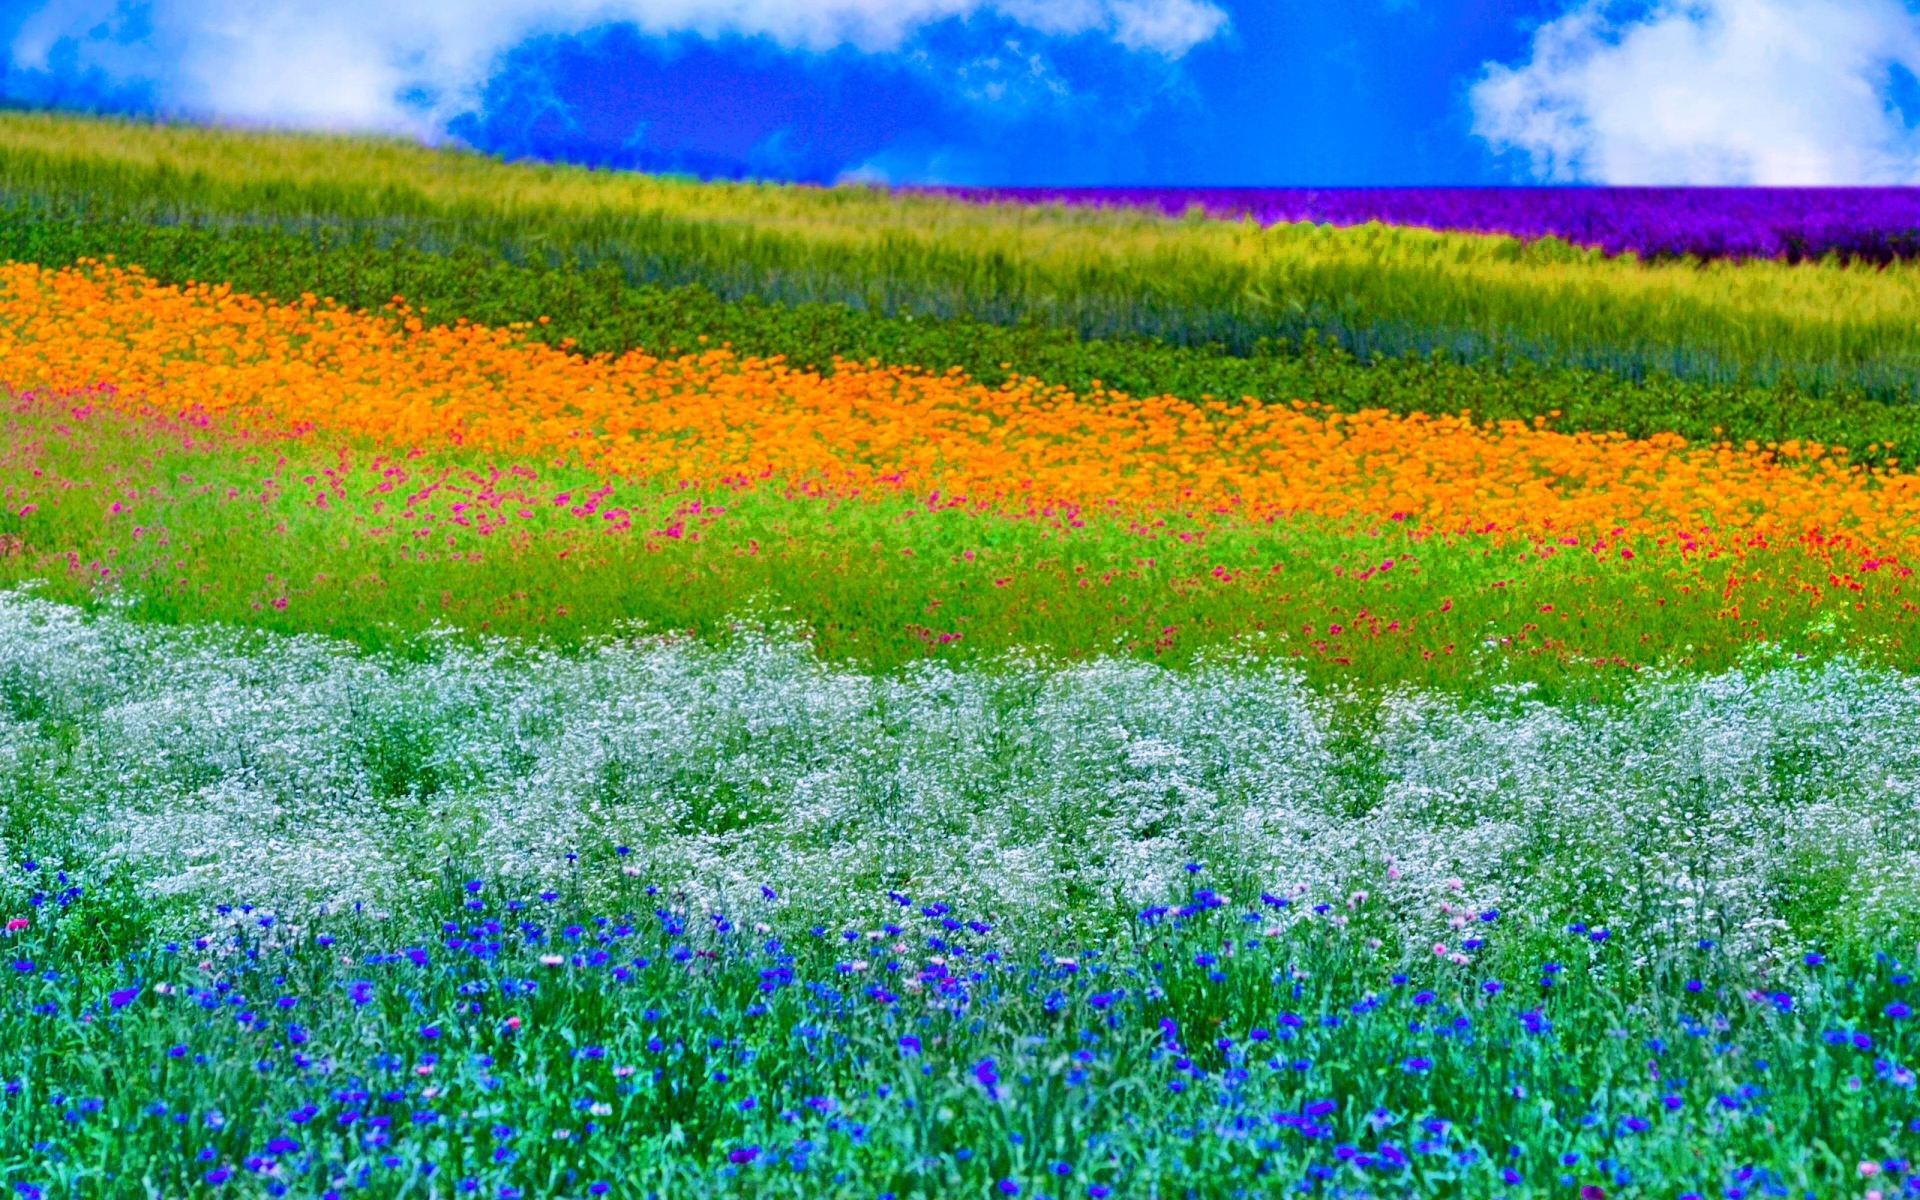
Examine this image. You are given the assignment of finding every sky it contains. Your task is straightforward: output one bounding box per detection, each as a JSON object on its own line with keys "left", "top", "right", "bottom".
{"left": 3, "top": 0, "right": 1920, "bottom": 186}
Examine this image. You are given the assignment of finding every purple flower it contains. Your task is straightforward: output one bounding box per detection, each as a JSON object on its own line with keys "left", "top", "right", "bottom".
{"left": 727, "top": 1146, "right": 759, "bottom": 1165}
{"left": 922, "top": 186, "right": 1920, "bottom": 264}
{"left": 1403, "top": 1057, "right": 1433, "bottom": 1073}
{"left": 997, "top": 1181, "right": 1021, "bottom": 1196}
{"left": 107, "top": 987, "right": 138, "bottom": 1009}
{"left": 1890, "top": 1002, "right": 1914, "bottom": 1019}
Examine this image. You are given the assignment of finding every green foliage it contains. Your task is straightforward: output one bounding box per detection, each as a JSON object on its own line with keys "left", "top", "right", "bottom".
{"left": 0, "top": 859, "right": 1913, "bottom": 1198}
{"left": 5, "top": 214, "right": 1919, "bottom": 467}
{"left": 6, "top": 110, "right": 1920, "bottom": 397}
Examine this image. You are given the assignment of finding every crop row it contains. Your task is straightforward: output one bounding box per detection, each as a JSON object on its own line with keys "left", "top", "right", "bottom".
{"left": 928, "top": 186, "right": 1920, "bottom": 263}
{"left": 6, "top": 111, "right": 1920, "bottom": 392}
{"left": 5, "top": 216, "right": 1920, "bottom": 467}
{"left": 7, "top": 863, "right": 1911, "bottom": 1200}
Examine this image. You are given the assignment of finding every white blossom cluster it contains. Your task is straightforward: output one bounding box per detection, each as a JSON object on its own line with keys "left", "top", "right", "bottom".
{"left": 1, "top": 590, "right": 1916, "bottom": 952}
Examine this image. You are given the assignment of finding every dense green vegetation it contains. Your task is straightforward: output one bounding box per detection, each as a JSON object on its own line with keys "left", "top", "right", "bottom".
{"left": 3, "top": 855, "right": 1913, "bottom": 1200}
{"left": 5, "top": 214, "right": 1918, "bottom": 468}
{"left": 6, "top": 110, "right": 1920, "bottom": 396}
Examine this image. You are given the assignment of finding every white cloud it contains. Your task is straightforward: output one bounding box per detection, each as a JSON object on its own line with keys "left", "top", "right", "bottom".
{"left": 1470, "top": 0, "right": 1920, "bottom": 184}
{"left": 8, "top": 0, "right": 1227, "bottom": 135}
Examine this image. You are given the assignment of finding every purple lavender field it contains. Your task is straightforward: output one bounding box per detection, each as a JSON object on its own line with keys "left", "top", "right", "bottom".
{"left": 925, "top": 186, "right": 1920, "bottom": 262}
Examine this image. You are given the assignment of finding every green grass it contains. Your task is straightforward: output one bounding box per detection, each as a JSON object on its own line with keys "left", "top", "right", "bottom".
{"left": 7, "top": 110, "right": 1920, "bottom": 395}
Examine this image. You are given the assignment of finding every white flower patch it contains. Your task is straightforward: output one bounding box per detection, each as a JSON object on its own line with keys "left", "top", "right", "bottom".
{"left": 3, "top": 590, "right": 1920, "bottom": 951}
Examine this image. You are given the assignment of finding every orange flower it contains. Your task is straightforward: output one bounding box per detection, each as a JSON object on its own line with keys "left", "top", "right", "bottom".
{"left": 3, "top": 259, "right": 1918, "bottom": 562}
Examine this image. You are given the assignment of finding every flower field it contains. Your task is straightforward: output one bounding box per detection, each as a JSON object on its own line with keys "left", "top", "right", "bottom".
{"left": 927, "top": 187, "right": 1920, "bottom": 263}
{"left": 3, "top": 115, "right": 1920, "bottom": 1200}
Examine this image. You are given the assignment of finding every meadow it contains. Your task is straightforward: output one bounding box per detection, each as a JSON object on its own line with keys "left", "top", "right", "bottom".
{"left": 3, "top": 113, "right": 1920, "bottom": 1199}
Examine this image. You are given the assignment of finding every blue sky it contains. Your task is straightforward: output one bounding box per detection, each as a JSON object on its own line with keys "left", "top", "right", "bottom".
{"left": 5, "top": 0, "right": 1920, "bottom": 185}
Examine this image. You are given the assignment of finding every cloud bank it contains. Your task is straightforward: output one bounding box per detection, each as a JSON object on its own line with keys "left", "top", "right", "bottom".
{"left": 7, "top": 0, "right": 1228, "bottom": 135}
{"left": 1470, "top": 0, "right": 1920, "bottom": 184}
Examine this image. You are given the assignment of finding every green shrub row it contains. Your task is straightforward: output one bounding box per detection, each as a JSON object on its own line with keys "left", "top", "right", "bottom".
{"left": 4, "top": 112, "right": 1920, "bottom": 395}
{"left": 4, "top": 214, "right": 1917, "bottom": 467}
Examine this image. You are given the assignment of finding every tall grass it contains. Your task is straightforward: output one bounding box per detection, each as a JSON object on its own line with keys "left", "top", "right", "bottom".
{"left": 6, "top": 111, "right": 1920, "bottom": 392}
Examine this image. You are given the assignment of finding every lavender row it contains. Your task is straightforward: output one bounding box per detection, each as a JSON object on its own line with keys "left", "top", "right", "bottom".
{"left": 921, "top": 187, "right": 1920, "bottom": 262}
